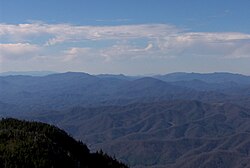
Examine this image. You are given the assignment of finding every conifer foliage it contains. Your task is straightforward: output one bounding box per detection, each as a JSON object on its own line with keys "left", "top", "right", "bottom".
{"left": 0, "top": 118, "right": 128, "bottom": 168}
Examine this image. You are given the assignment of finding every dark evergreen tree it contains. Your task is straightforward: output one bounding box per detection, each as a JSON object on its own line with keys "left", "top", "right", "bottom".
{"left": 0, "top": 118, "right": 128, "bottom": 168}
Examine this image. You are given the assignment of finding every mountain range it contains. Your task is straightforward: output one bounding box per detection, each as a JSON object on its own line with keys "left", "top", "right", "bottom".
{"left": 0, "top": 72, "right": 250, "bottom": 168}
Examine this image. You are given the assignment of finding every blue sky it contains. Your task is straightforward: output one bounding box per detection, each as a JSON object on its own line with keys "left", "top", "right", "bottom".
{"left": 0, "top": 0, "right": 250, "bottom": 75}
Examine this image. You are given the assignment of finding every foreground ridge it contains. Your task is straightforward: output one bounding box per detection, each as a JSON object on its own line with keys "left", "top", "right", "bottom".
{"left": 0, "top": 118, "right": 128, "bottom": 168}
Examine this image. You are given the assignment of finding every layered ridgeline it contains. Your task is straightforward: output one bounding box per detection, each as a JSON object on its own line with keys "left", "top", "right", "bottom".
{"left": 1, "top": 72, "right": 250, "bottom": 116}
{"left": 0, "top": 118, "right": 128, "bottom": 168}
{"left": 1, "top": 72, "right": 250, "bottom": 168}
{"left": 25, "top": 100, "right": 250, "bottom": 168}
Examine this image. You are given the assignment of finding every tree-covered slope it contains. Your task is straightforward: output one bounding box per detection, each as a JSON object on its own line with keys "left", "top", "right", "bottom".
{"left": 26, "top": 100, "right": 250, "bottom": 168}
{"left": 0, "top": 118, "right": 128, "bottom": 168}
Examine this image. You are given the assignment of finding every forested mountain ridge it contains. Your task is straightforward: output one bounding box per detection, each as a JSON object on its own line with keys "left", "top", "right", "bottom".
{"left": 23, "top": 100, "right": 250, "bottom": 168}
{"left": 1, "top": 72, "right": 250, "bottom": 116}
{"left": 0, "top": 118, "right": 128, "bottom": 168}
{"left": 1, "top": 72, "right": 250, "bottom": 168}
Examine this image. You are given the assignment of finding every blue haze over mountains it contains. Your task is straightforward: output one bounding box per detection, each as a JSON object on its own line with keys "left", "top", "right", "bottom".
{"left": 1, "top": 72, "right": 250, "bottom": 168}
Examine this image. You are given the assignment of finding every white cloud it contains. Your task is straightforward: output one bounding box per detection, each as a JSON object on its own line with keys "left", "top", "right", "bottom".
{"left": 99, "top": 43, "right": 157, "bottom": 61}
{"left": 0, "top": 22, "right": 250, "bottom": 62}
{"left": 0, "top": 23, "right": 179, "bottom": 45}
{"left": 0, "top": 43, "right": 40, "bottom": 62}
{"left": 156, "top": 32, "right": 250, "bottom": 58}
{"left": 145, "top": 43, "right": 153, "bottom": 51}
{"left": 62, "top": 47, "right": 91, "bottom": 62}
{"left": 227, "top": 43, "right": 250, "bottom": 59}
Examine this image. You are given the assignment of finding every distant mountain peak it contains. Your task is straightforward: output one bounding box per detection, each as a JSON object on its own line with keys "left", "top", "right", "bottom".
{"left": 46, "top": 72, "right": 96, "bottom": 79}
{"left": 155, "top": 72, "right": 250, "bottom": 84}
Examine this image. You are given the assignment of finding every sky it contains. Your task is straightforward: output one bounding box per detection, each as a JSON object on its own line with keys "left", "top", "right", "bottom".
{"left": 0, "top": 0, "right": 250, "bottom": 75}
